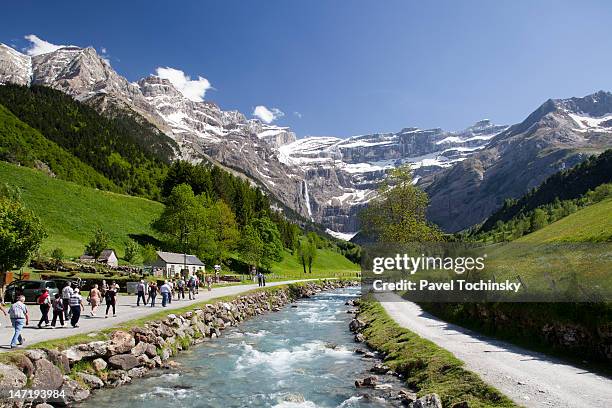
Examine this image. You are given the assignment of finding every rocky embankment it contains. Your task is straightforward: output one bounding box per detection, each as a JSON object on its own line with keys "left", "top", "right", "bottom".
{"left": 347, "top": 299, "right": 445, "bottom": 408}
{"left": 0, "top": 281, "right": 355, "bottom": 407}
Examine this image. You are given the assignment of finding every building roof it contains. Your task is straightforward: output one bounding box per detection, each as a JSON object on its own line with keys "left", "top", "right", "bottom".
{"left": 156, "top": 251, "right": 205, "bottom": 266}
{"left": 98, "top": 249, "right": 116, "bottom": 261}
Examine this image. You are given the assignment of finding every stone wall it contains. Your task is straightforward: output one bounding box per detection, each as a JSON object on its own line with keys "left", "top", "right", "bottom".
{"left": 0, "top": 280, "right": 356, "bottom": 407}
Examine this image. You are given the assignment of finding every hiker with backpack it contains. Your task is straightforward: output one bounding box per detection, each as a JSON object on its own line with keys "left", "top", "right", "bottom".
{"left": 51, "top": 293, "right": 65, "bottom": 327}
{"left": 37, "top": 288, "right": 51, "bottom": 328}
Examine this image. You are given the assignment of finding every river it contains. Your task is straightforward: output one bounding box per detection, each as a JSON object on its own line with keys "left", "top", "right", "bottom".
{"left": 77, "top": 287, "right": 404, "bottom": 407}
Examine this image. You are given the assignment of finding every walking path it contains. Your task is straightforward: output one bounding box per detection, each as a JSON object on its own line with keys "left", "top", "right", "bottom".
{"left": 376, "top": 292, "right": 612, "bottom": 408}
{"left": 0, "top": 279, "right": 318, "bottom": 351}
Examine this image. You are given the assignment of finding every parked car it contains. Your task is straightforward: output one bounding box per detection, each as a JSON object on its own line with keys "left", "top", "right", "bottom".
{"left": 4, "top": 280, "right": 60, "bottom": 303}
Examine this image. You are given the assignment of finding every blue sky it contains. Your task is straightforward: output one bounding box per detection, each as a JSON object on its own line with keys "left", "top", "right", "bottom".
{"left": 2, "top": 0, "right": 612, "bottom": 137}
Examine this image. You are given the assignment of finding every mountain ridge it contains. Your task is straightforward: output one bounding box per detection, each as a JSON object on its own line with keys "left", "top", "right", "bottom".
{"left": 1, "top": 42, "right": 611, "bottom": 235}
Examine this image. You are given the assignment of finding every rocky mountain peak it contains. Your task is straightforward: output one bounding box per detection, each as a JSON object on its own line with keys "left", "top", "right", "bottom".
{"left": 0, "top": 43, "right": 31, "bottom": 85}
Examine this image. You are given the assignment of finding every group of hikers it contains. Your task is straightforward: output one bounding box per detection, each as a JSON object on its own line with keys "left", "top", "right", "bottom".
{"left": 1, "top": 273, "right": 214, "bottom": 349}
{"left": 135, "top": 274, "right": 210, "bottom": 308}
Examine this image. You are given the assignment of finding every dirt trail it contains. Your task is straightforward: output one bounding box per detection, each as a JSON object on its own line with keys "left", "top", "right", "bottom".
{"left": 377, "top": 292, "right": 612, "bottom": 408}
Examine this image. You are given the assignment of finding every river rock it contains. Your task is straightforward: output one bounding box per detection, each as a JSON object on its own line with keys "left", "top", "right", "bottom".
{"left": 412, "top": 393, "right": 443, "bottom": 408}
{"left": 31, "top": 359, "right": 63, "bottom": 390}
{"left": 108, "top": 354, "right": 140, "bottom": 371}
{"left": 131, "top": 341, "right": 149, "bottom": 357}
{"left": 349, "top": 318, "right": 366, "bottom": 332}
{"left": 107, "top": 331, "right": 135, "bottom": 355}
{"left": 62, "top": 344, "right": 97, "bottom": 363}
{"left": 354, "top": 333, "right": 365, "bottom": 342}
{"left": 92, "top": 358, "right": 108, "bottom": 372}
{"left": 47, "top": 349, "right": 70, "bottom": 373}
{"left": 355, "top": 376, "right": 378, "bottom": 387}
{"left": 0, "top": 363, "right": 27, "bottom": 388}
{"left": 25, "top": 349, "right": 47, "bottom": 361}
{"left": 106, "top": 370, "right": 131, "bottom": 388}
{"left": 10, "top": 353, "right": 35, "bottom": 377}
{"left": 76, "top": 373, "right": 104, "bottom": 389}
{"left": 35, "top": 404, "right": 54, "bottom": 408}
{"left": 160, "top": 348, "right": 171, "bottom": 361}
{"left": 398, "top": 390, "right": 418, "bottom": 404}
{"left": 370, "top": 363, "right": 390, "bottom": 374}
{"left": 128, "top": 367, "right": 148, "bottom": 378}
{"left": 59, "top": 376, "right": 90, "bottom": 405}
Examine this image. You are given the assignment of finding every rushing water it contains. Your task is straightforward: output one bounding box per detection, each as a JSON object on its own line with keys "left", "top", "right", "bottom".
{"left": 78, "top": 287, "right": 403, "bottom": 408}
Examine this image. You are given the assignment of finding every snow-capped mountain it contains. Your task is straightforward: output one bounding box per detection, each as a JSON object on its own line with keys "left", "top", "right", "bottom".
{"left": 1, "top": 41, "right": 610, "bottom": 236}
{"left": 423, "top": 91, "right": 612, "bottom": 232}
{"left": 275, "top": 120, "right": 508, "bottom": 232}
{"left": 0, "top": 43, "right": 312, "bottom": 221}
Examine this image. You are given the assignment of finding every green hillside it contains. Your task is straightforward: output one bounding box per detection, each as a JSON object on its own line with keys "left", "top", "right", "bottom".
{"left": 0, "top": 161, "right": 163, "bottom": 258}
{"left": 0, "top": 84, "right": 177, "bottom": 200}
{"left": 517, "top": 198, "right": 612, "bottom": 243}
{"left": 0, "top": 104, "right": 117, "bottom": 191}
{"left": 1, "top": 162, "right": 358, "bottom": 275}
{"left": 271, "top": 248, "right": 360, "bottom": 278}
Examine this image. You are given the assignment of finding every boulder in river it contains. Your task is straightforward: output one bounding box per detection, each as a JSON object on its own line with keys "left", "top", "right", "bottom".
{"left": 355, "top": 376, "right": 378, "bottom": 387}
{"left": 412, "top": 393, "right": 443, "bottom": 408}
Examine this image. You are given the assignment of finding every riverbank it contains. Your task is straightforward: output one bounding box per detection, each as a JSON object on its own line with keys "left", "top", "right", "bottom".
{"left": 354, "top": 296, "right": 516, "bottom": 408}
{"left": 0, "top": 280, "right": 356, "bottom": 407}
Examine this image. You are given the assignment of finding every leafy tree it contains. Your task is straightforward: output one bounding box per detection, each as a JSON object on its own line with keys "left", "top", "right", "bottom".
{"left": 296, "top": 233, "right": 318, "bottom": 274}
{"left": 0, "top": 197, "right": 46, "bottom": 296}
{"left": 153, "top": 184, "right": 199, "bottom": 252}
{"left": 251, "top": 217, "right": 284, "bottom": 269}
{"left": 530, "top": 208, "right": 548, "bottom": 231}
{"left": 141, "top": 243, "right": 158, "bottom": 264}
{"left": 85, "top": 227, "right": 111, "bottom": 259}
{"left": 238, "top": 224, "right": 264, "bottom": 269}
{"left": 360, "top": 165, "right": 443, "bottom": 243}
{"left": 124, "top": 239, "right": 140, "bottom": 263}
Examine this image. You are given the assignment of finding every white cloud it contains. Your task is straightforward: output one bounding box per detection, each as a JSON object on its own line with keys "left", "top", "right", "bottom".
{"left": 253, "top": 105, "right": 285, "bottom": 124}
{"left": 24, "top": 34, "right": 65, "bottom": 56}
{"left": 293, "top": 111, "right": 303, "bottom": 118}
{"left": 101, "top": 47, "right": 107, "bottom": 54}
{"left": 155, "top": 67, "right": 211, "bottom": 102}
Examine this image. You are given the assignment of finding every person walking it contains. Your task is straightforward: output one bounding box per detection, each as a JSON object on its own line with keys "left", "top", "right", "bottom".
{"left": 167, "top": 280, "right": 174, "bottom": 304}
{"left": 206, "top": 274, "right": 212, "bottom": 291}
{"left": 187, "top": 276, "right": 196, "bottom": 300}
{"left": 89, "top": 284, "right": 101, "bottom": 316}
{"left": 8, "top": 295, "right": 29, "bottom": 348}
{"left": 160, "top": 280, "right": 171, "bottom": 307}
{"left": 136, "top": 280, "right": 147, "bottom": 306}
{"left": 105, "top": 284, "right": 117, "bottom": 318}
{"left": 50, "top": 293, "right": 64, "bottom": 327}
{"left": 61, "top": 283, "right": 73, "bottom": 320}
{"left": 69, "top": 289, "right": 85, "bottom": 328}
{"left": 148, "top": 282, "right": 158, "bottom": 307}
{"left": 177, "top": 277, "right": 185, "bottom": 300}
{"left": 36, "top": 288, "right": 51, "bottom": 328}
{"left": 100, "top": 280, "right": 108, "bottom": 305}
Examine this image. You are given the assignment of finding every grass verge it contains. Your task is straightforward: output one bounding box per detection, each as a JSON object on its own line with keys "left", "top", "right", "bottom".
{"left": 358, "top": 297, "right": 516, "bottom": 408}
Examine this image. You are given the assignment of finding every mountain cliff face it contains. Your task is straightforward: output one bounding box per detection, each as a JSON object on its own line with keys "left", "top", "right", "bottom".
{"left": 1, "top": 42, "right": 611, "bottom": 235}
{"left": 423, "top": 91, "right": 612, "bottom": 232}
{"left": 0, "top": 43, "right": 310, "bottom": 221}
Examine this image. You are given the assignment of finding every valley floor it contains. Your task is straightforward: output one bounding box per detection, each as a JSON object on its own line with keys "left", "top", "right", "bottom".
{"left": 376, "top": 292, "right": 612, "bottom": 408}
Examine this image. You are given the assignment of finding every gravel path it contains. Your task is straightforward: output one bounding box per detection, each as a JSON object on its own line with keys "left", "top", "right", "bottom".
{"left": 377, "top": 292, "right": 612, "bottom": 408}
{"left": 0, "top": 279, "right": 318, "bottom": 351}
